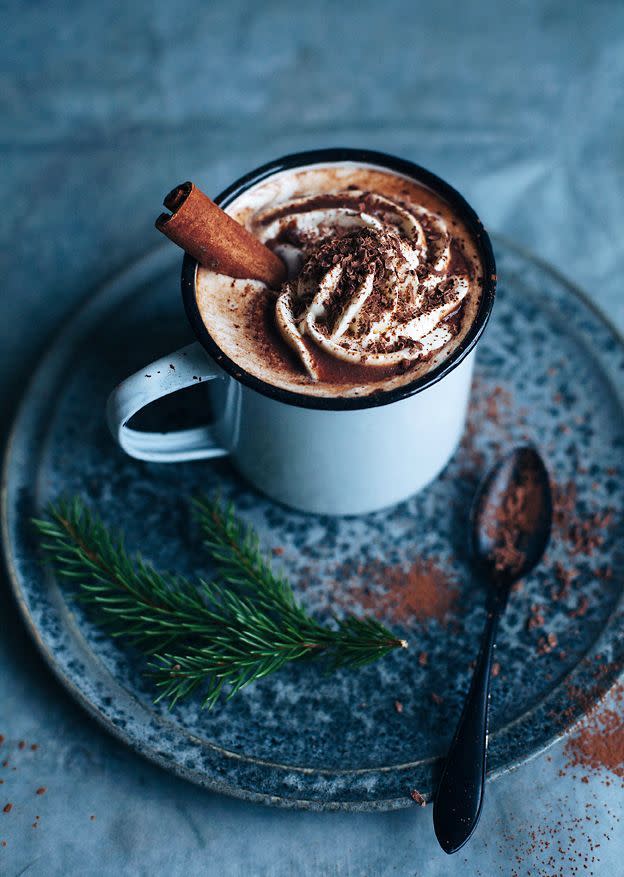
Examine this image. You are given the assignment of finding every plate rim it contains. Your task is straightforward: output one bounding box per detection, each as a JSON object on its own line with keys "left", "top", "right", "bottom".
{"left": 2, "top": 237, "right": 623, "bottom": 811}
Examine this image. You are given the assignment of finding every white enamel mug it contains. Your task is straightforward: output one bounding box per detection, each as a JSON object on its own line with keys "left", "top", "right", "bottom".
{"left": 107, "top": 149, "right": 496, "bottom": 516}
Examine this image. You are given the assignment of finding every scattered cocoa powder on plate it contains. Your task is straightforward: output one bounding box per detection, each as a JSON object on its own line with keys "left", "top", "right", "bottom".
{"left": 563, "top": 676, "right": 624, "bottom": 783}
{"left": 409, "top": 789, "right": 426, "bottom": 806}
{"left": 568, "top": 595, "right": 589, "bottom": 619}
{"left": 334, "top": 557, "right": 458, "bottom": 626}
{"left": 526, "top": 603, "right": 545, "bottom": 631}
{"left": 551, "top": 480, "right": 614, "bottom": 557}
{"left": 551, "top": 561, "right": 578, "bottom": 601}
{"left": 536, "top": 631, "right": 558, "bottom": 656}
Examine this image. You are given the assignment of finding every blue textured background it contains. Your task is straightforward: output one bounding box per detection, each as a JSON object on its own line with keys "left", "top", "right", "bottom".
{"left": 1, "top": 1, "right": 623, "bottom": 874}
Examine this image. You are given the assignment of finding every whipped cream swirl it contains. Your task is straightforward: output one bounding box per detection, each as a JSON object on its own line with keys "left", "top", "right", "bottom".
{"left": 255, "top": 190, "right": 470, "bottom": 380}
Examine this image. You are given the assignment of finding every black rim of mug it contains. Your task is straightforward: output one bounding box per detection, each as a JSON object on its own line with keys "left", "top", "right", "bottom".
{"left": 181, "top": 147, "right": 497, "bottom": 412}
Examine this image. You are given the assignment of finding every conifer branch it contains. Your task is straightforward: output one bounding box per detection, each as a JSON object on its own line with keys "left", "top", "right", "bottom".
{"left": 33, "top": 497, "right": 406, "bottom": 708}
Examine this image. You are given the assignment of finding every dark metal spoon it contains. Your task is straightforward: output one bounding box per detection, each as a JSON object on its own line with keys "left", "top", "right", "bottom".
{"left": 433, "top": 446, "right": 552, "bottom": 854}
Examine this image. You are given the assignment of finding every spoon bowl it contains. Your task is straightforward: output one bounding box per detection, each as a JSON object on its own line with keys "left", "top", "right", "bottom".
{"left": 471, "top": 446, "right": 553, "bottom": 586}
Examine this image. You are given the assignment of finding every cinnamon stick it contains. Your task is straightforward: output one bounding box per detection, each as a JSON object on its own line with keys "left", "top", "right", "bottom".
{"left": 155, "top": 181, "right": 286, "bottom": 288}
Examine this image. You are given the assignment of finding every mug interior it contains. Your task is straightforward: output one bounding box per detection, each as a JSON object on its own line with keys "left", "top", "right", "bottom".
{"left": 181, "top": 148, "right": 496, "bottom": 411}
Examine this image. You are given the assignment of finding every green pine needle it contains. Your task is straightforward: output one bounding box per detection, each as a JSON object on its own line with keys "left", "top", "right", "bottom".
{"left": 33, "top": 496, "right": 406, "bottom": 709}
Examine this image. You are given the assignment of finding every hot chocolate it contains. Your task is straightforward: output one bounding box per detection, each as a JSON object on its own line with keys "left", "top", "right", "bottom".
{"left": 195, "top": 162, "right": 484, "bottom": 399}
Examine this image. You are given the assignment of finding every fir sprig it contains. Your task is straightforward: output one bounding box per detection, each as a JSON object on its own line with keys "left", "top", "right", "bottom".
{"left": 33, "top": 497, "right": 406, "bottom": 709}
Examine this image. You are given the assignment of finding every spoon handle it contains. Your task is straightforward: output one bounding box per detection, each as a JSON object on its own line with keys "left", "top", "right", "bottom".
{"left": 433, "top": 605, "right": 500, "bottom": 854}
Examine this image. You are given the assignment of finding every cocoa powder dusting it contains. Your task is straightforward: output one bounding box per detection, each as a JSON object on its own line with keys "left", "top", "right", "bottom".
{"left": 459, "top": 379, "right": 617, "bottom": 651}
{"left": 334, "top": 557, "right": 458, "bottom": 626}
{"left": 562, "top": 667, "right": 624, "bottom": 784}
{"left": 565, "top": 700, "right": 624, "bottom": 781}
{"left": 494, "top": 664, "right": 622, "bottom": 875}
{"left": 552, "top": 481, "right": 614, "bottom": 557}
{"left": 458, "top": 378, "right": 519, "bottom": 476}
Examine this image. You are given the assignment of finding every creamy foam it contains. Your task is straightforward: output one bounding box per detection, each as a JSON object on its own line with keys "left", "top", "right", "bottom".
{"left": 196, "top": 162, "right": 483, "bottom": 398}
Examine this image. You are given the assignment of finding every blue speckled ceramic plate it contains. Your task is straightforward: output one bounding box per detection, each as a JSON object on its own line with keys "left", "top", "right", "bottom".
{"left": 2, "top": 239, "right": 623, "bottom": 810}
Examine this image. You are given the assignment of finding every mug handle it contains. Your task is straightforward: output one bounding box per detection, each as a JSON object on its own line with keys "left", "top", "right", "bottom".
{"left": 106, "top": 341, "right": 229, "bottom": 462}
